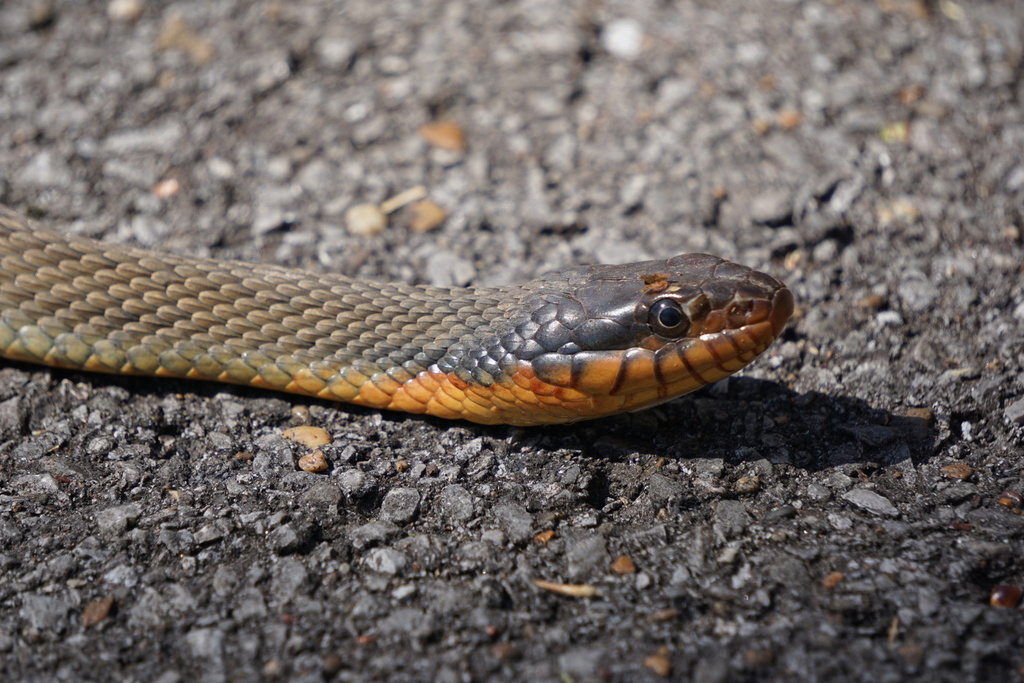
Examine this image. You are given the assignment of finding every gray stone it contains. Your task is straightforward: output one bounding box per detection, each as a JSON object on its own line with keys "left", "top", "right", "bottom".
{"left": 435, "top": 485, "right": 476, "bottom": 522}
{"left": 456, "top": 541, "right": 499, "bottom": 570}
{"left": 363, "top": 548, "right": 408, "bottom": 575}
{"left": 194, "top": 523, "right": 227, "bottom": 546}
{"left": 103, "top": 564, "right": 139, "bottom": 587}
{"left": 335, "top": 469, "right": 377, "bottom": 500}
{"left": 21, "top": 151, "right": 73, "bottom": 187}
{"left": 94, "top": 503, "right": 142, "bottom": 536}
{"left": 268, "top": 521, "right": 316, "bottom": 555}
{"left": 713, "top": 500, "right": 752, "bottom": 540}
{"left": 806, "top": 483, "right": 831, "bottom": 500}
{"left": 841, "top": 488, "right": 899, "bottom": 517}
{"left": 45, "top": 553, "right": 78, "bottom": 580}
{"left": 566, "top": 535, "right": 610, "bottom": 581}
{"left": 232, "top": 588, "right": 268, "bottom": 620}
{"left": 750, "top": 189, "right": 793, "bottom": 226}
{"left": 185, "top": 627, "right": 224, "bottom": 660}
{"left": 768, "top": 556, "right": 811, "bottom": 588}
{"left": 453, "top": 437, "right": 486, "bottom": 462}
{"left": 646, "top": 473, "right": 686, "bottom": 510}
{"left": 491, "top": 503, "right": 534, "bottom": 545}
{"left": 380, "top": 488, "right": 421, "bottom": 525}
{"left": 828, "top": 513, "right": 853, "bottom": 531}
{"left": 425, "top": 254, "right": 476, "bottom": 287}
{"left": 897, "top": 270, "right": 940, "bottom": 313}
{"left": 20, "top": 595, "right": 71, "bottom": 632}
{"left": 763, "top": 505, "right": 798, "bottom": 522}
{"left": 350, "top": 521, "right": 401, "bottom": 550}
{"left": 103, "top": 120, "right": 184, "bottom": 154}
{"left": 12, "top": 473, "right": 61, "bottom": 500}
{"left": 0, "top": 396, "right": 24, "bottom": 438}
{"left": 1005, "top": 397, "right": 1024, "bottom": 424}
{"left": 271, "top": 558, "right": 313, "bottom": 601}
{"left": 299, "top": 481, "right": 343, "bottom": 511}
{"left": 315, "top": 36, "right": 356, "bottom": 70}
{"left": 252, "top": 441, "right": 295, "bottom": 477}
{"left": 558, "top": 647, "right": 605, "bottom": 681}
{"left": 376, "top": 607, "right": 434, "bottom": 638}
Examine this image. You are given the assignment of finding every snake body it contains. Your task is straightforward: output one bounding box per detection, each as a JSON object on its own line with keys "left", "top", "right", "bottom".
{"left": 0, "top": 205, "right": 792, "bottom": 425}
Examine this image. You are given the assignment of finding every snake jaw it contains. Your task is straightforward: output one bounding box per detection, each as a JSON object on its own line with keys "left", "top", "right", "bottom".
{"left": 385, "top": 259, "right": 794, "bottom": 426}
{"left": 474, "top": 264, "right": 794, "bottom": 425}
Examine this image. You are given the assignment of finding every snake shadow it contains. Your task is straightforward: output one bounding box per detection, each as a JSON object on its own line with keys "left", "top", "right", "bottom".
{"left": 507, "top": 376, "right": 936, "bottom": 476}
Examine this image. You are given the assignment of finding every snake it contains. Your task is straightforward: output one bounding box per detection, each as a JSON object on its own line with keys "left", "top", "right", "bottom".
{"left": 0, "top": 204, "right": 793, "bottom": 426}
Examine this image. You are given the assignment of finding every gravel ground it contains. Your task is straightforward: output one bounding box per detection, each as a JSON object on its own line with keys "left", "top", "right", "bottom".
{"left": 2, "top": 0, "right": 1024, "bottom": 681}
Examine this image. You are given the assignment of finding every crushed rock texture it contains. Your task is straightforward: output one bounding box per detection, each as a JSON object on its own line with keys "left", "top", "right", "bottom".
{"left": 1, "top": 0, "right": 1024, "bottom": 680}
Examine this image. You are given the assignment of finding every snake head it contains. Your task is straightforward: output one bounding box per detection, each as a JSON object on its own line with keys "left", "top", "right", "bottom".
{"left": 491, "top": 254, "right": 793, "bottom": 424}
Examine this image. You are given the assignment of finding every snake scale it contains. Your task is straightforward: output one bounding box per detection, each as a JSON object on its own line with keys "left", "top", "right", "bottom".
{"left": 0, "top": 205, "right": 792, "bottom": 425}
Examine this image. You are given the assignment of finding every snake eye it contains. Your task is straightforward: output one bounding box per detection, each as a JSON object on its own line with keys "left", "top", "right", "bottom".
{"left": 649, "top": 298, "right": 690, "bottom": 337}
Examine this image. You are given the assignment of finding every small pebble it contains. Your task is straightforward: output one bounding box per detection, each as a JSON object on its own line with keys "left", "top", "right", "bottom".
{"left": 380, "top": 488, "right": 421, "bottom": 525}
{"left": 345, "top": 203, "right": 387, "bottom": 236}
{"left": 491, "top": 643, "right": 518, "bottom": 661}
{"left": 940, "top": 463, "right": 973, "bottom": 481}
{"left": 841, "top": 488, "right": 899, "bottom": 517}
{"left": 298, "top": 450, "right": 329, "bottom": 473}
{"left": 281, "top": 426, "right": 332, "bottom": 448}
{"left": 152, "top": 177, "right": 180, "bottom": 199}
{"left": 989, "top": 585, "right": 1022, "bottom": 608}
{"left": 778, "top": 109, "right": 803, "bottom": 129}
{"left": 998, "top": 490, "right": 1022, "bottom": 506}
{"left": 601, "top": 18, "right": 643, "bottom": 60}
{"left": 856, "top": 294, "right": 887, "bottom": 309}
{"left": 107, "top": 0, "right": 143, "bottom": 22}
{"left": 743, "top": 648, "right": 775, "bottom": 668}
{"left": 322, "top": 655, "right": 344, "bottom": 676}
{"left": 734, "top": 475, "right": 761, "bottom": 494}
{"left": 903, "top": 406, "right": 934, "bottom": 422}
{"left": 1004, "top": 397, "right": 1024, "bottom": 425}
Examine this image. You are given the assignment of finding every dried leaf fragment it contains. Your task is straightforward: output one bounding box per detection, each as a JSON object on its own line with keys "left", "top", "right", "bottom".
{"left": 531, "top": 579, "right": 599, "bottom": 598}
{"left": 643, "top": 647, "right": 672, "bottom": 677}
{"left": 82, "top": 595, "right": 116, "bottom": 627}
{"left": 419, "top": 121, "right": 466, "bottom": 152}
{"left": 611, "top": 555, "right": 636, "bottom": 575}
{"left": 410, "top": 200, "right": 447, "bottom": 232}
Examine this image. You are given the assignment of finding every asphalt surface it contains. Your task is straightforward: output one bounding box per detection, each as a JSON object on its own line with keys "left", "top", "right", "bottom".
{"left": 1, "top": 0, "right": 1024, "bottom": 681}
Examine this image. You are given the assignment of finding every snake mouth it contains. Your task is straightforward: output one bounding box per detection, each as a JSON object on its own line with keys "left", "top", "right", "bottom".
{"left": 643, "top": 285, "right": 792, "bottom": 393}
{"left": 669, "top": 286, "right": 793, "bottom": 387}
